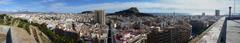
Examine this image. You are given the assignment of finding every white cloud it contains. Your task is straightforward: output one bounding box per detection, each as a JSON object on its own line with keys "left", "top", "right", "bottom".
{"left": 0, "top": 0, "right": 14, "bottom": 5}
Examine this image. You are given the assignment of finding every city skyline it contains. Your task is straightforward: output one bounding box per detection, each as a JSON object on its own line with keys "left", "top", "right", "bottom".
{"left": 0, "top": 0, "right": 238, "bottom": 15}
{"left": 0, "top": 0, "right": 239, "bottom": 42}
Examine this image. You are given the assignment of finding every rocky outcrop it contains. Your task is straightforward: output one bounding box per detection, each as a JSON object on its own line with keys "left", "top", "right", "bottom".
{"left": 108, "top": 7, "right": 153, "bottom": 17}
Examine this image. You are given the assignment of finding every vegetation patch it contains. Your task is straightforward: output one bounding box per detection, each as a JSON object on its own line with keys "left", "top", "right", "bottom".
{"left": 0, "top": 14, "right": 78, "bottom": 43}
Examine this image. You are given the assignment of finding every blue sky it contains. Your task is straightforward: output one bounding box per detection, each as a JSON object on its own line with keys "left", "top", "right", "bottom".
{"left": 0, "top": 0, "right": 239, "bottom": 15}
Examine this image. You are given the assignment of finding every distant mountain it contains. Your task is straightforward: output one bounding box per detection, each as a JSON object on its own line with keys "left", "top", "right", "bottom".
{"left": 12, "top": 11, "right": 41, "bottom": 14}
{"left": 115, "top": 7, "right": 140, "bottom": 14}
{"left": 0, "top": 11, "right": 63, "bottom": 14}
{"left": 0, "top": 11, "right": 13, "bottom": 14}
{"left": 0, "top": 11, "right": 43, "bottom": 14}
{"left": 107, "top": 7, "right": 154, "bottom": 17}
{"left": 107, "top": 7, "right": 190, "bottom": 16}
{"left": 80, "top": 11, "right": 94, "bottom": 14}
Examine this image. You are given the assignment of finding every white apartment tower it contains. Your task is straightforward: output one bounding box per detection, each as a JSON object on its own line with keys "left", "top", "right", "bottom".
{"left": 95, "top": 10, "right": 106, "bottom": 25}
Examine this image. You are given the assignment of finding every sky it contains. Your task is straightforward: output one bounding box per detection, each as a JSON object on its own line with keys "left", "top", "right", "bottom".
{"left": 0, "top": 0, "right": 239, "bottom": 15}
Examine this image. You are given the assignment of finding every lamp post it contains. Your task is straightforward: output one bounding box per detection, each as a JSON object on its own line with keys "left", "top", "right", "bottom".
{"left": 229, "top": 7, "right": 232, "bottom": 17}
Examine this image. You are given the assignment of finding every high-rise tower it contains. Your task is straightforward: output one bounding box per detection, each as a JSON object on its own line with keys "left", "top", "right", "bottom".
{"left": 215, "top": 10, "right": 220, "bottom": 16}
{"left": 95, "top": 10, "right": 106, "bottom": 25}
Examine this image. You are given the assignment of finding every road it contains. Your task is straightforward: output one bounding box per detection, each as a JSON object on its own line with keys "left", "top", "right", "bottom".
{"left": 226, "top": 20, "right": 240, "bottom": 43}
{"left": 0, "top": 25, "right": 37, "bottom": 43}
{"left": 0, "top": 26, "right": 9, "bottom": 43}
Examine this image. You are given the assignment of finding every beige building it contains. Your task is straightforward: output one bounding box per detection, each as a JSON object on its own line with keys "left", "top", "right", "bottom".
{"left": 95, "top": 10, "right": 106, "bottom": 25}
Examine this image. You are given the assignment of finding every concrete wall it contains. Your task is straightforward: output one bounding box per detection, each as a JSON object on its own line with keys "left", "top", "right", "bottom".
{"left": 189, "top": 17, "right": 226, "bottom": 43}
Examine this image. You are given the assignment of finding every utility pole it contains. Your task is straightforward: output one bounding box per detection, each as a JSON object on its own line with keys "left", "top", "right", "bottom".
{"left": 170, "top": 28, "right": 172, "bottom": 43}
{"left": 107, "top": 22, "right": 112, "bottom": 43}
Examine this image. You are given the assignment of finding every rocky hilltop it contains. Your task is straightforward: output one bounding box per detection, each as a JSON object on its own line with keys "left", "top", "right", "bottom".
{"left": 108, "top": 7, "right": 153, "bottom": 17}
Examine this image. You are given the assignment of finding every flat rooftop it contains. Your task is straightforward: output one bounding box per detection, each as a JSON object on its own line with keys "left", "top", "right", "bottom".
{"left": 226, "top": 20, "right": 240, "bottom": 43}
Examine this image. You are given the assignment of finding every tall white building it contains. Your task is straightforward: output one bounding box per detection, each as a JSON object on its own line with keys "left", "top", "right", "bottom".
{"left": 95, "top": 10, "right": 106, "bottom": 25}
